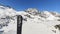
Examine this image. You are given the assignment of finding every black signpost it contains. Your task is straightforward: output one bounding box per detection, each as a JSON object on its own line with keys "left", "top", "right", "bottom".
{"left": 17, "top": 15, "right": 23, "bottom": 34}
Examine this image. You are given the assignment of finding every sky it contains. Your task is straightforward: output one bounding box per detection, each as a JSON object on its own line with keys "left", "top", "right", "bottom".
{"left": 0, "top": 0, "right": 60, "bottom": 12}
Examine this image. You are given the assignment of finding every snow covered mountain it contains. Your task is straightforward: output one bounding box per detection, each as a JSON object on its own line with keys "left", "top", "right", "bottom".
{"left": 0, "top": 5, "right": 60, "bottom": 34}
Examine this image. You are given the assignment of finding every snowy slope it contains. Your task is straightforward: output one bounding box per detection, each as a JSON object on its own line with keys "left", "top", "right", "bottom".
{"left": 0, "top": 5, "right": 60, "bottom": 34}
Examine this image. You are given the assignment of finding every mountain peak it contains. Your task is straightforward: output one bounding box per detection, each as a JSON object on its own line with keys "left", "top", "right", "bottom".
{"left": 26, "top": 8, "right": 38, "bottom": 12}
{"left": 25, "top": 8, "right": 40, "bottom": 15}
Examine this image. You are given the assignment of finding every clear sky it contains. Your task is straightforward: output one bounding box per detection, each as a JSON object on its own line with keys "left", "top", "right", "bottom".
{"left": 0, "top": 0, "right": 60, "bottom": 12}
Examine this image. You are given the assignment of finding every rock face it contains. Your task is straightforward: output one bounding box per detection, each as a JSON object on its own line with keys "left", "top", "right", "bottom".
{"left": 0, "top": 5, "right": 60, "bottom": 34}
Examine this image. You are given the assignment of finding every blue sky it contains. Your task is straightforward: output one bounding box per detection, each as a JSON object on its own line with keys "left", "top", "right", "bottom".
{"left": 0, "top": 0, "right": 60, "bottom": 12}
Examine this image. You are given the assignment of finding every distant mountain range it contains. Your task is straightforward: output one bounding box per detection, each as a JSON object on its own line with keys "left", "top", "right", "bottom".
{"left": 0, "top": 5, "right": 60, "bottom": 34}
